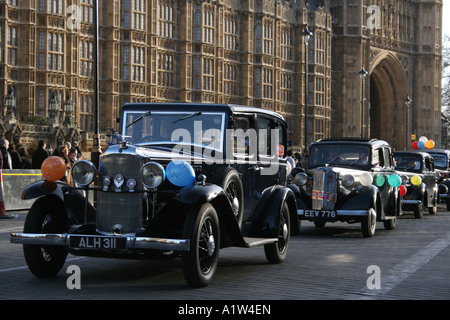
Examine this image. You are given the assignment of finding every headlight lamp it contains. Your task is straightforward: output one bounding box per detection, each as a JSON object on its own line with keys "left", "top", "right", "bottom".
{"left": 294, "top": 173, "right": 308, "bottom": 186}
{"left": 342, "top": 174, "right": 355, "bottom": 187}
{"left": 72, "top": 160, "right": 97, "bottom": 186}
{"left": 140, "top": 162, "right": 166, "bottom": 189}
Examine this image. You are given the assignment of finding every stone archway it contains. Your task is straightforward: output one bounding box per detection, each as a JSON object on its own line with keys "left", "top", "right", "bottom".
{"left": 369, "top": 52, "right": 410, "bottom": 150}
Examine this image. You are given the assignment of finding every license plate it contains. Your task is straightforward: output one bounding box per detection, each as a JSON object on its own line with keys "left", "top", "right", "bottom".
{"left": 69, "top": 235, "right": 127, "bottom": 250}
{"left": 304, "top": 210, "right": 337, "bottom": 218}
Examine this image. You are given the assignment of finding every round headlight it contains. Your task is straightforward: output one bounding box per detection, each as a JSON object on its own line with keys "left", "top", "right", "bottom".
{"left": 400, "top": 175, "right": 409, "bottom": 185}
{"left": 342, "top": 174, "right": 355, "bottom": 187}
{"left": 72, "top": 160, "right": 97, "bottom": 186}
{"left": 294, "top": 172, "right": 308, "bottom": 186}
{"left": 140, "top": 162, "right": 165, "bottom": 189}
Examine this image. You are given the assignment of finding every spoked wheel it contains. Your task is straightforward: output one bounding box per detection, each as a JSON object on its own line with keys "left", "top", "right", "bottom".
{"left": 23, "top": 196, "right": 68, "bottom": 278}
{"left": 182, "top": 203, "right": 220, "bottom": 288}
{"left": 264, "top": 202, "right": 290, "bottom": 264}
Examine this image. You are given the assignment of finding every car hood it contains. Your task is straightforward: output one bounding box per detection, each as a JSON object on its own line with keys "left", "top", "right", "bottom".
{"left": 103, "top": 144, "right": 207, "bottom": 163}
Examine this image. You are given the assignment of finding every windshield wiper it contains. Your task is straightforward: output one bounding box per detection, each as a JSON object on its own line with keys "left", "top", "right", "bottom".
{"left": 126, "top": 111, "right": 151, "bottom": 129}
{"left": 172, "top": 112, "right": 202, "bottom": 124}
{"left": 327, "top": 153, "right": 343, "bottom": 165}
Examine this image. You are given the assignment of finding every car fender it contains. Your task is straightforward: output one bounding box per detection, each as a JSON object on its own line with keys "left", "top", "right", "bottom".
{"left": 22, "top": 180, "right": 96, "bottom": 224}
{"left": 339, "top": 185, "right": 379, "bottom": 211}
{"left": 287, "top": 183, "right": 311, "bottom": 210}
{"left": 406, "top": 183, "right": 426, "bottom": 201}
{"left": 249, "top": 185, "right": 298, "bottom": 238}
{"left": 22, "top": 180, "right": 67, "bottom": 201}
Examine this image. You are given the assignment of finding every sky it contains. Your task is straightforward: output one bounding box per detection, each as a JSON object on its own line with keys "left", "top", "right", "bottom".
{"left": 444, "top": 1, "right": 450, "bottom": 39}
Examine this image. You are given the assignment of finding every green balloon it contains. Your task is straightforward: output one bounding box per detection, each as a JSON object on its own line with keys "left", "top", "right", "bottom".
{"left": 388, "top": 174, "right": 402, "bottom": 188}
{"left": 375, "top": 175, "right": 385, "bottom": 187}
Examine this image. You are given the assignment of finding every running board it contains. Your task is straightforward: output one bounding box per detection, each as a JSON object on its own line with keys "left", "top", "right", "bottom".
{"left": 243, "top": 237, "right": 278, "bottom": 248}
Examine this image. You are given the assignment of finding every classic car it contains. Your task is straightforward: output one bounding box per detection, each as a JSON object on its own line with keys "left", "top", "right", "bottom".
{"left": 10, "top": 103, "right": 298, "bottom": 288}
{"left": 424, "top": 149, "right": 450, "bottom": 210}
{"left": 393, "top": 151, "right": 438, "bottom": 218}
{"left": 291, "top": 138, "right": 402, "bottom": 237}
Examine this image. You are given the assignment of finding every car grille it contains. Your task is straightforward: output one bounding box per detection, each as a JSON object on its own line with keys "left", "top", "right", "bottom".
{"left": 96, "top": 153, "right": 144, "bottom": 235}
{"left": 312, "top": 167, "right": 337, "bottom": 211}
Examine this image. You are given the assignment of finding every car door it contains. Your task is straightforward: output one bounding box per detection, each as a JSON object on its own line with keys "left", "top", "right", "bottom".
{"left": 372, "top": 146, "right": 397, "bottom": 215}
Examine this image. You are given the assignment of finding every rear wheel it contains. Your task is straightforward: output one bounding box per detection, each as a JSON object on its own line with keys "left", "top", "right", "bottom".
{"left": 181, "top": 203, "right": 220, "bottom": 288}
{"left": 264, "top": 202, "right": 290, "bottom": 264}
{"left": 23, "top": 196, "right": 68, "bottom": 278}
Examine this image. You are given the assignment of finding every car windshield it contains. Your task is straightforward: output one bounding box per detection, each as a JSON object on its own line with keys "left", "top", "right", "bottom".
{"left": 428, "top": 153, "right": 447, "bottom": 169}
{"left": 308, "top": 145, "right": 371, "bottom": 169}
{"left": 394, "top": 155, "right": 422, "bottom": 173}
{"left": 122, "top": 111, "right": 226, "bottom": 152}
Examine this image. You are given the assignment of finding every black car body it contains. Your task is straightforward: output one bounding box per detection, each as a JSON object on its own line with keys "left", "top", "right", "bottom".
{"left": 393, "top": 151, "right": 438, "bottom": 218}
{"left": 10, "top": 103, "right": 298, "bottom": 287}
{"left": 292, "top": 138, "right": 401, "bottom": 237}
{"left": 424, "top": 149, "right": 450, "bottom": 210}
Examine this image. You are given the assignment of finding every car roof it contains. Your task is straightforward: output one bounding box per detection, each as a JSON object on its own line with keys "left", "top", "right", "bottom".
{"left": 394, "top": 151, "right": 430, "bottom": 158}
{"left": 311, "top": 137, "right": 391, "bottom": 148}
{"left": 120, "top": 103, "right": 286, "bottom": 122}
{"left": 425, "top": 149, "right": 450, "bottom": 156}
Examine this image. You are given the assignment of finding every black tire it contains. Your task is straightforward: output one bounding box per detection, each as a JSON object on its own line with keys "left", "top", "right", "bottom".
{"left": 383, "top": 217, "right": 396, "bottom": 230}
{"left": 361, "top": 208, "right": 376, "bottom": 238}
{"left": 23, "top": 196, "right": 68, "bottom": 278}
{"left": 428, "top": 191, "right": 437, "bottom": 215}
{"left": 181, "top": 203, "right": 220, "bottom": 288}
{"left": 213, "top": 167, "right": 244, "bottom": 227}
{"left": 413, "top": 203, "right": 423, "bottom": 219}
{"left": 264, "top": 202, "right": 290, "bottom": 264}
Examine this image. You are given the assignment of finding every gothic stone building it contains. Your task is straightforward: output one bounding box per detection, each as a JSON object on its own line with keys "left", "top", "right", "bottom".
{"left": 0, "top": 0, "right": 443, "bottom": 153}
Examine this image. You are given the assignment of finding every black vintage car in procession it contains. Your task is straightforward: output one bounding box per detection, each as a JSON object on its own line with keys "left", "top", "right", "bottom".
{"left": 10, "top": 103, "right": 298, "bottom": 288}
{"left": 292, "top": 138, "right": 401, "bottom": 237}
{"left": 393, "top": 151, "right": 438, "bottom": 218}
{"left": 424, "top": 149, "right": 450, "bottom": 210}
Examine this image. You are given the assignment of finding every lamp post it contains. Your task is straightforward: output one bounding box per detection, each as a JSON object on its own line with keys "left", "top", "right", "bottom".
{"left": 64, "top": 91, "right": 74, "bottom": 129}
{"left": 405, "top": 96, "right": 412, "bottom": 148}
{"left": 302, "top": 27, "right": 312, "bottom": 151}
{"left": 5, "top": 86, "right": 16, "bottom": 123}
{"left": 48, "top": 90, "right": 59, "bottom": 125}
{"left": 359, "top": 68, "right": 368, "bottom": 138}
{"left": 92, "top": 0, "right": 101, "bottom": 168}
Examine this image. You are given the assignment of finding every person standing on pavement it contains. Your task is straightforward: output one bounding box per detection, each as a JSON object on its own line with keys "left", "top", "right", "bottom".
{"left": 8, "top": 142, "right": 22, "bottom": 169}
{"left": 32, "top": 140, "right": 49, "bottom": 169}
{"left": 0, "top": 139, "right": 12, "bottom": 169}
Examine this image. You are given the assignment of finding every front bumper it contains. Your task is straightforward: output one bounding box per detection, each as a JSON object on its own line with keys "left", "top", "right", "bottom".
{"left": 402, "top": 199, "right": 422, "bottom": 210}
{"left": 297, "top": 209, "right": 374, "bottom": 221}
{"left": 10, "top": 233, "right": 190, "bottom": 252}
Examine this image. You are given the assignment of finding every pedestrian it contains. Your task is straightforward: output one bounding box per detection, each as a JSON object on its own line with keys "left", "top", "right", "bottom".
{"left": 32, "top": 140, "right": 49, "bottom": 169}
{"left": 68, "top": 148, "right": 77, "bottom": 166}
{"left": 8, "top": 141, "right": 22, "bottom": 169}
{"left": 293, "top": 152, "right": 303, "bottom": 168}
{"left": 286, "top": 150, "right": 295, "bottom": 169}
{"left": 0, "top": 139, "right": 12, "bottom": 169}
{"left": 54, "top": 145, "right": 73, "bottom": 185}
{"left": 73, "top": 140, "right": 83, "bottom": 159}
{"left": 17, "top": 145, "right": 32, "bottom": 169}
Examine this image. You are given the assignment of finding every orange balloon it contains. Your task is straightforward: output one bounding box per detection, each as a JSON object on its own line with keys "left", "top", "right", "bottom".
{"left": 41, "top": 156, "right": 66, "bottom": 182}
{"left": 425, "top": 140, "right": 435, "bottom": 149}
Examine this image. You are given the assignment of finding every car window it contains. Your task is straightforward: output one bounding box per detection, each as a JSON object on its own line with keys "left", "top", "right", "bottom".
{"left": 428, "top": 153, "right": 447, "bottom": 169}
{"left": 255, "top": 117, "right": 285, "bottom": 159}
{"left": 394, "top": 154, "right": 422, "bottom": 173}
{"left": 231, "top": 115, "right": 255, "bottom": 159}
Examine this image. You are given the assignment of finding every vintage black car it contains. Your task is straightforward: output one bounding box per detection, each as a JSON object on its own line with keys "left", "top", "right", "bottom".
{"left": 424, "top": 149, "right": 450, "bottom": 210}
{"left": 393, "top": 151, "right": 438, "bottom": 218}
{"left": 292, "top": 138, "right": 401, "bottom": 237}
{"left": 10, "top": 103, "right": 298, "bottom": 287}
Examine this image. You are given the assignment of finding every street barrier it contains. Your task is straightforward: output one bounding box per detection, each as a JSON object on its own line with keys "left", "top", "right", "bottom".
{"left": 0, "top": 169, "right": 7, "bottom": 217}
{"left": 1, "top": 170, "right": 43, "bottom": 211}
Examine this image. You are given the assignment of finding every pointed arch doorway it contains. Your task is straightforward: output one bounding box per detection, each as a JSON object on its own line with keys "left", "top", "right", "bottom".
{"left": 369, "top": 52, "right": 410, "bottom": 150}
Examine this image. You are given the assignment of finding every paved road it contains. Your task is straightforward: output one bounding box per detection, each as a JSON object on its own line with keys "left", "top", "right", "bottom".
{"left": 1, "top": 205, "right": 449, "bottom": 302}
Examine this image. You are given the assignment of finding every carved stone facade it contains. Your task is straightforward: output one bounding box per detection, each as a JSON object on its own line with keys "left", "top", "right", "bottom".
{"left": 331, "top": 0, "right": 443, "bottom": 150}
{"left": 0, "top": 0, "right": 442, "bottom": 153}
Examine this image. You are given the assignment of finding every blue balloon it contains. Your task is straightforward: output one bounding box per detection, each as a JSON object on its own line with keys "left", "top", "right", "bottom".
{"left": 166, "top": 160, "right": 196, "bottom": 187}
{"left": 417, "top": 141, "right": 425, "bottom": 149}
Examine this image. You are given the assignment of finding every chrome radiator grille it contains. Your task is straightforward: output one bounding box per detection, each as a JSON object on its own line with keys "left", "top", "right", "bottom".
{"left": 97, "top": 154, "right": 144, "bottom": 234}
{"left": 312, "top": 168, "right": 337, "bottom": 211}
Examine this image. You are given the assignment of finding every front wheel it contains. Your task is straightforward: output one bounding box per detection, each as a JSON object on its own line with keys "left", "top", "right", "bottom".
{"left": 23, "top": 196, "right": 68, "bottom": 278}
{"left": 264, "top": 202, "right": 291, "bottom": 264}
{"left": 361, "top": 208, "right": 376, "bottom": 238}
{"left": 181, "top": 203, "right": 220, "bottom": 288}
